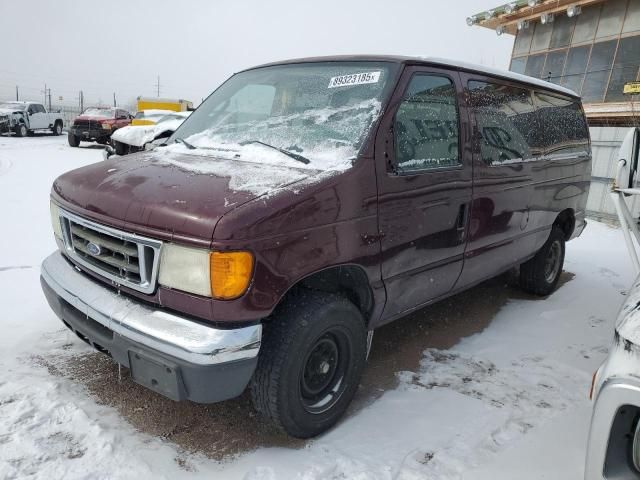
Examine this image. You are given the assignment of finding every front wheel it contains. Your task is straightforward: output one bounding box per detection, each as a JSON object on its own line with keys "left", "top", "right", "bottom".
{"left": 14, "top": 124, "right": 27, "bottom": 137}
{"left": 113, "top": 140, "right": 128, "bottom": 156}
{"left": 519, "top": 226, "right": 565, "bottom": 296}
{"left": 251, "top": 290, "right": 368, "bottom": 438}
{"left": 52, "top": 122, "right": 62, "bottom": 136}
{"left": 67, "top": 133, "right": 80, "bottom": 147}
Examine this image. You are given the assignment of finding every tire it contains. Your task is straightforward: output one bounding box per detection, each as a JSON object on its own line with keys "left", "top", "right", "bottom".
{"left": 67, "top": 133, "right": 80, "bottom": 147}
{"left": 113, "top": 141, "right": 128, "bottom": 156}
{"left": 251, "top": 290, "right": 368, "bottom": 438}
{"left": 519, "top": 226, "right": 565, "bottom": 296}
{"left": 14, "top": 124, "right": 27, "bottom": 137}
{"left": 52, "top": 121, "right": 62, "bottom": 136}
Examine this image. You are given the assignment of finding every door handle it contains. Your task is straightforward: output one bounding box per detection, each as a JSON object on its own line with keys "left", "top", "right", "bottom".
{"left": 456, "top": 203, "right": 469, "bottom": 242}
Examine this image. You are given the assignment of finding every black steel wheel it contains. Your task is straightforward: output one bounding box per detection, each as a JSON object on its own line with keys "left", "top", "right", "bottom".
{"left": 251, "top": 290, "right": 367, "bottom": 438}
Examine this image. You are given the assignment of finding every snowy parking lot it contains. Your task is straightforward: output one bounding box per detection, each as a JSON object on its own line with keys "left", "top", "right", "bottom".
{"left": 0, "top": 135, "right": 633, "bottom": 479}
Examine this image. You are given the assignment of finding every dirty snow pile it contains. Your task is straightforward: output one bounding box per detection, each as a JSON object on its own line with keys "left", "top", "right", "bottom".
{"left": 0, "top": 135, "right": 633, "bottom": 479}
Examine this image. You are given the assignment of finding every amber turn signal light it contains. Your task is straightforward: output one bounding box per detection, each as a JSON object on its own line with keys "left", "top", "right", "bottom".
{"left": 210, "top": 251, "right": 254, "bottom": 300}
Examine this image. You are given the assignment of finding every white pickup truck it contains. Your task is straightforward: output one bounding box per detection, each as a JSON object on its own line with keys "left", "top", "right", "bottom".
{"left": 0, "top": 101, "right": 64, "bottom": 137}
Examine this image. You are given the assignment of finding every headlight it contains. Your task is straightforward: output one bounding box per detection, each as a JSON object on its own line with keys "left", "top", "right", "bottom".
{"left": 158, "top": 245, "right": 253, "bottom": 299}
{"left": 101, "top": 123, "right": 112, "bottom": 130}
{"left": 50, "top": 202, "right": 63, "bottom": 240}
{"left": 159, "top": 244, "right": 212, "bottom": 297}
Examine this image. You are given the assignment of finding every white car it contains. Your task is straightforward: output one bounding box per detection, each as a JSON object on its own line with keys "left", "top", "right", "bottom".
{"left": 0, "top": 101, "right": 64, "bottom": 137}
{"left": 585, "top": 127, "right": 640, "bottom": 479}
{"left": 110, "top": 111, "right": 191, "bottom": 155}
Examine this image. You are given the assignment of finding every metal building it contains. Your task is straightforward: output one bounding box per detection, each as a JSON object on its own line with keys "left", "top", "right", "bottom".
{"left": 468, "top": 0, "right": 640, "bottom": 219}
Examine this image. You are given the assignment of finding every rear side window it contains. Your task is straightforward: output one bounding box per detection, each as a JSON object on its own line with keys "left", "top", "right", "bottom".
{"left": 533, "top": 92, "right": 589, "bottom": 157}
{"left": 393, "top": 74, "right": 460, "bottom": 173}
{"left": 467, "top": 81, "right": 538, "bottom": 165}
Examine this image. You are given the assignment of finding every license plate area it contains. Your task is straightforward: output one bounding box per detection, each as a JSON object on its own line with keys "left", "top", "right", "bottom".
{"left": 128, "top": 348, "right": 184, "bottom": 401}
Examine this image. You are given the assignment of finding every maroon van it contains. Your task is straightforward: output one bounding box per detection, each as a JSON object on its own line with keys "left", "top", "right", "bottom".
{"left": 41, "top": 56, "right": 591, "bottom": 438}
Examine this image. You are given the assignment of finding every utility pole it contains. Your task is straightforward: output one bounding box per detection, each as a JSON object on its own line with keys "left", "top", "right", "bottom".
{"left": 113, "top": 92, "right": 117, "bottom": 107}
{"left": 48, "top": 89, "right": 52, "bottom": 111}
{"left": 79, "top": 90, "right": 84, "bottom": 112}
{"left": 155, "top": 75, "right": 161, "bottom": 97}
{"left": 15, "top": 85, "right": 18, "bottom": 101}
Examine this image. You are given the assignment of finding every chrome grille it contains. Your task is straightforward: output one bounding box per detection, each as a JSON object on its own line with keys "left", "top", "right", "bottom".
{"left": 57, "top": 208, "right": 162, "bottom": 294}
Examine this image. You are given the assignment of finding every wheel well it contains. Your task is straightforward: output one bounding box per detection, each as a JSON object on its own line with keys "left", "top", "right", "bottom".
{"left": 554, "top": 209, "right": 575, "bottom": 240}
{"left": 288, "top": 265, "right": 374, "bottom": 325}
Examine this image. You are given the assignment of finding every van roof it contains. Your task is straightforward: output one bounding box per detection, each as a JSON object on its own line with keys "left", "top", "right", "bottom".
{"left": 247, "top": 55, "right": 579, "bottom": 99}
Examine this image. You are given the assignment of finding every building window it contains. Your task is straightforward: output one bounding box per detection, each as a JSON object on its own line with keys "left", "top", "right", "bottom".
{"left": 531, "top": 21, "right": 554, "bottom": 52}
{"left": 562, "top": 45, "right": 591, "bottom": 94}
{"left": 623, "top": 0, "right": 640, "bottom": 33}
{"left": 510, "top": 57, "right": 527, "bottom": 75}
{"left": 514, "top": 27, "right": 533, "bottom": 56}
{"left": 606, "top": 35, "right": 640, "bottom": 102}
{"left": 525, "top": 54, "right": 546, "bottom": 78}
{"left": 581, "top": 40, "right": 617, "bottom": 102}
{"left": 544, "top": 49, "right": 568, "bottom": 83}
{"left": 596, "top": 0, "right": 627, "bottom": 39}
{"left": 550, "top": 14, "right": 576, "bottom": 49}
{"left": 508, "top": 1, "right": 640, "bottom": 105}
{"left": 572, "top": 4, "right": 601, "bottom": 44}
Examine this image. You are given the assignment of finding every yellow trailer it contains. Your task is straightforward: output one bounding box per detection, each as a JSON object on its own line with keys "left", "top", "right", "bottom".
{"left": 132, "top": 97, "right": 193, "bottom": 125}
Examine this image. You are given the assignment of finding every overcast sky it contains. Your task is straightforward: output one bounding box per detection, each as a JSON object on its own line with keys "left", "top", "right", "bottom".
{"left": 0, "top": 0, "right": 513, "bottom": 109}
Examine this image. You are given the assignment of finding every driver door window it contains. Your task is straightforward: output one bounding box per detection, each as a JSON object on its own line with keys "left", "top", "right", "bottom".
{"left": 394, "top": 75, "right": 460, "bottom": 173}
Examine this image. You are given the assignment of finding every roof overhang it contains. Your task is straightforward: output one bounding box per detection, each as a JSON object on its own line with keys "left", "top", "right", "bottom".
{"left": 469, "top": 0, "right": 608, "bottom": 35}
{"left": 584, "top": 101, "right": 640, "bottom": 126}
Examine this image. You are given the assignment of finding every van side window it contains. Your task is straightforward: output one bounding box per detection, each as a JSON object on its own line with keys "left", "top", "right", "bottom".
{"left": 393, "top": 75, "right": 460, "bottom": 173}
{"left": 532, "top": 92, "right": 590, "bottom": 157}
{"left": 467, "top": 81, "right": 538, "bottom": 165}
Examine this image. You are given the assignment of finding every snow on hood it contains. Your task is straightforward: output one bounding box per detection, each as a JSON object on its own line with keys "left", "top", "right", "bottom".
{"left": 0, "top": 108, "right": 22, "bottom": 115}
{"left": 112, "top": 117, "right": 187, "bottom": 147}
{"left": 111, "top": 125, "right": 157, "bottom": 147}
{"left": 144, "top": 145, "right": 323, "bottom": 197}
{"left": 615, "top": 274, "right": 640, "bottom": 345}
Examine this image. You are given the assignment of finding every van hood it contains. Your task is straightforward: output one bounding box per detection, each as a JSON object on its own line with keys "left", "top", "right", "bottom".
{"left": 51, "top": 150, "right": 314, "bottom": 244}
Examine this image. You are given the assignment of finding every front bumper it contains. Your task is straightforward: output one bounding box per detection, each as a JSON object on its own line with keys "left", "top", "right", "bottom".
{"left": 40, "top": 251, "right": 261, "bottom": 403}
{"left": 69, "top": 125, "right": 111, "bottom": 141}
{"left": 0, "top": 116, "right": 11, "bottom": 134}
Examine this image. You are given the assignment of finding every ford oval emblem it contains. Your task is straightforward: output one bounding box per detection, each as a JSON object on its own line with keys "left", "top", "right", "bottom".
{"left": 86, "top": 242, "right": 102, "bottom": 256}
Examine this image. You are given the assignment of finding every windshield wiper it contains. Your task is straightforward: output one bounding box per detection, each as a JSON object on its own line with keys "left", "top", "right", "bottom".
{"left": 175, "top": 137, "right": 196, "bottom": 150}
{"left": 240, "top": 140, "right": 310, "bottom": 165}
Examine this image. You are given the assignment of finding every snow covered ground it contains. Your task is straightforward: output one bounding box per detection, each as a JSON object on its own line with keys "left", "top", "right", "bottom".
{"left": 0, "top": 135, "right": 633, "bottom": 480}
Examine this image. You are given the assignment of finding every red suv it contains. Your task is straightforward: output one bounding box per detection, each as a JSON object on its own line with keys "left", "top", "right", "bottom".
{"left": 68, "top": 107, "right": 132, "bottom": 147}
{"left": 42, "top": 56, "right": 591, "bottom": 438}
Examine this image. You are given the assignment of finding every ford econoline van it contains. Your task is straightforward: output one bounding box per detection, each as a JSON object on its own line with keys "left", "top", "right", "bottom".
{"left": 41, "top": 56, "right": 591, "bottom": 438}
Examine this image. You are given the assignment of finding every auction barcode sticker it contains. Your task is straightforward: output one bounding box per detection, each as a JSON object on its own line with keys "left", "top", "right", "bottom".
{"left": 328, "top": 71, "right": 381, "bottom": 89}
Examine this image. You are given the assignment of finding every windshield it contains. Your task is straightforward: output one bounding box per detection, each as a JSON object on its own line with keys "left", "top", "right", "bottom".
{"left": 0, "top": 103, "right": 25, "bottom": 111}
{"left": 170, "top": 62, "right": 398, "bottom": 167}
{"left": 82, "top": 108, "right": 114, "bottom": 118}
